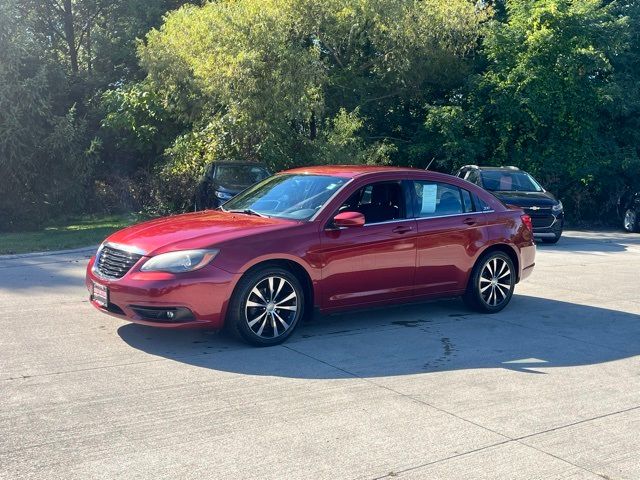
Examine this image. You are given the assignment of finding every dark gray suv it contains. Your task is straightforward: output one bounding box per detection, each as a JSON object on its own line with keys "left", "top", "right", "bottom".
{"left": 456, "top": 165, "right": 564, "bottom": 244}
{"left": 195, "top": 162, "right": 270, "bottom": 211}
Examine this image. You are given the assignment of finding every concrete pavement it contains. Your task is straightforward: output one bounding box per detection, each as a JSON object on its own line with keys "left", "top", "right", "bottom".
{"left": 1, "top": 231, "right": 639, "bottom": 479}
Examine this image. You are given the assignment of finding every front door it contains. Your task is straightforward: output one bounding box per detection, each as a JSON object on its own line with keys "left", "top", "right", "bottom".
{"left": 319, "top": 181, "right": 417, "bottom": 309}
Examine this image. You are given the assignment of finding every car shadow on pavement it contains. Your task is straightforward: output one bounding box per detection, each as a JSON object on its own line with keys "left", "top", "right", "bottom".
{"left": 118, "top": 294, "right": 640, "bottom": 379}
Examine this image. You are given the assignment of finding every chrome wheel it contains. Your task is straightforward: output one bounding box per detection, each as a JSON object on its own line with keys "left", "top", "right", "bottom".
{"left": 478, "top": 257, "right": 513, "bottom": 307}
{"left": 245, "top": 276, "right": 298, "bottom": 338}
{"left": 624, "top": 209, "right": 637, "bottom": 232}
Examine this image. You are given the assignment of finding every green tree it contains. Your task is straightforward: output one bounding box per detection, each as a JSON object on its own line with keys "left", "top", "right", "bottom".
{"left": 424, "top": 0, "right": 636, "bottom": 220}
{"left": 0, "top": 0, "right": 191, "bottom": 229}
{"left": 0, "top": 0, "right": 94, "bottom": 229}
{"left": 121, "top": 0, "right": 488, "bottom": 209}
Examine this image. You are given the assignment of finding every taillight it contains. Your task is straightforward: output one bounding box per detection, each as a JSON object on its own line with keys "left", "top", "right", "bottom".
{"left": 521, "top": 214, "right": 533, "bottom": 232}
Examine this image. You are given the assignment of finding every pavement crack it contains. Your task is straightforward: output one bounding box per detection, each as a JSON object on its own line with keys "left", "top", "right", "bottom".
{"left": 283, "top": 345, "right": 640, "bottom": 480}
{"left": 514, "top": 404, "right": 640, "bottom": 442}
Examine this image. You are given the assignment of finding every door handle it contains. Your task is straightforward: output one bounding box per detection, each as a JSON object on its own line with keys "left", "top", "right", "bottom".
{"left": 392, "top": 225, "right": 413, "bottom": 234}
{"left": 463, "top": 218, "right": 478, "bottom": 226}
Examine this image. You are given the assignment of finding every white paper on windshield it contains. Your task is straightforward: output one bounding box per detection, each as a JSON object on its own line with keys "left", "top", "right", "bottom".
{"left": 421, "top": 184, "right": 438, "bottom": 214}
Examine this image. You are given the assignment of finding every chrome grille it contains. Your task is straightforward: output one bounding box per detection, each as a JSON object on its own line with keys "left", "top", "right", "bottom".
{"left": 530, "top": 215, "right": 556, "bottom": 229}
{"left": 524, "top": 206, "right": 552, "bottom": 214}
{"left": 96, "top": 246, "right": 142, "bottom": 279}
{"left": 523, "top": 207, "right": 554, "bottom": 228}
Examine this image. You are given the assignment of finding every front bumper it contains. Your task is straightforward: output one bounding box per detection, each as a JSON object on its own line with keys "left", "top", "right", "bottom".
{"left": 529, "top": 211, "right": 564, "bottom": 238}
{"left": 85, "top": 256, "right": 240, "bottom": 329}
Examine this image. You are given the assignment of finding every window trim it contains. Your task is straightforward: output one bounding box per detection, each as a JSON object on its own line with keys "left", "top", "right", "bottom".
{"left": 413, "top": 210, "right": 493, "bottom": 222}
{"left": 364, "top": 217, "right": 415, "bottom": 227}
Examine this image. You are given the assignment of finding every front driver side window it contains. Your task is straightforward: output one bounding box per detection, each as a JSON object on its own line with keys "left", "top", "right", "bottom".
{"left": 338, "top": 181, "right": 405, "bottom": 224}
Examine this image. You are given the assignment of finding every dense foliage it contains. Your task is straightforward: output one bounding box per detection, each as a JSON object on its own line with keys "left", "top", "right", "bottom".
{"left": 424, "top": 0, "right": 640, "bottom": 218}
{"left": 0, "top": 0, "right": 191, "bottom": 229}
{"left": 1, "top": 0, "right": 639, "bottom": 230}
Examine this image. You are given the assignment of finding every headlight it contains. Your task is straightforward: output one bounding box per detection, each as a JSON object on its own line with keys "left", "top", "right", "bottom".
{"left": 215, "top": 191, "right": 233, "bottom": 200}
{"left": 140, "top": 249, "right": 219, "bottom": 273}
{"left": 552, "top": 201, "right": 563, "bottom": 212}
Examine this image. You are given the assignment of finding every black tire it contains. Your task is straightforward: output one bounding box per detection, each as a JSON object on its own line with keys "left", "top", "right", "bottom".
{"left": 541, "top": 219, "right": 563, "bottom": 244}
{"left": 226, "top": 267, "right": 305, "bottom": 346}
{"left": 623, "top": 208, "right": 639, "bottom": 233}
{"left": 541, "top": 230, "right": 562, "bottom": 244}
{"left": 463, "top": 251, "right": 516, "bottom": 313}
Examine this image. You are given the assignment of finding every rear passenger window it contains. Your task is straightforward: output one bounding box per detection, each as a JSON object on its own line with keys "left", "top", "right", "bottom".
{"left": 461, "top": 189, "right": 474, "bottom": 213}
{"left": 413, "top": 181, "right": 464, "bottom": 218}
{"left": 474, "top": 194, "right": 493, "bottom": 212}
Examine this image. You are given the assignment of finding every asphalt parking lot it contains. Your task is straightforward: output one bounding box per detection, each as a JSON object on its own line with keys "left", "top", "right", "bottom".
{"left": 2, "top": 230, "right": 640, "bottom": 480}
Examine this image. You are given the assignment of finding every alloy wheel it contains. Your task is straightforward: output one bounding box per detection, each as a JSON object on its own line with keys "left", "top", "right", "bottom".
{"left": 624, "top": 209, "right": 637, "bottom": 232}
{"left": 245, "top": 276, "right": 298, "bottom": 338}
{"left": 478, "top": 257, "right": 513, "bottom": 307}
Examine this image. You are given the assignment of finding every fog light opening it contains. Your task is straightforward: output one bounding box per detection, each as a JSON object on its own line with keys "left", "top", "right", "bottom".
{"left": 130, "top": 306, "right": 195, "bottom": 323}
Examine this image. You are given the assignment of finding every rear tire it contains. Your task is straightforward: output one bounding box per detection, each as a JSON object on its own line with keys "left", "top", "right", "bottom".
{"left": 463, "top": 251, "right": 515, "bottom": 313}
{"left": 623, "top": 209, "right": 639, "bottom": 233}
{"left": 226, "top": 267, "right": 304, "bottom": 346}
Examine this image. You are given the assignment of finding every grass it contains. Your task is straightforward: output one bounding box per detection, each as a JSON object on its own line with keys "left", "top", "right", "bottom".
{"left": 0, "top": 214, "right": 146, "bottom": 255}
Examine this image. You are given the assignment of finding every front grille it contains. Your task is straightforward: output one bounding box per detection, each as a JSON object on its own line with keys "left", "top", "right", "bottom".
{"left": 95, "top": 246, "right": 142, "bottom": 279}
{"left": 523, "top": 206, "right": 552, "bottom": 215}
{"left": 525, "top": 210, "right": 556, "bottom": 229}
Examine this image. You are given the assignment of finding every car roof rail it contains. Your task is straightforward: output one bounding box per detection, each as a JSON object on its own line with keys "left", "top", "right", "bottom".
{"left": 505, "top": 165, "right": 520, "bottom": 170}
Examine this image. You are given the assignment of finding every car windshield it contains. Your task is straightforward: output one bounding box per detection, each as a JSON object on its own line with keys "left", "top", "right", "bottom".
{"left": 214, "top": 164, "right": 269, "bottom": 187}
{"left": 221, "top": 174, "right": 348, "bottom": 220}
{"left": 480, "top": 171, "right": 543, "bottom": 192}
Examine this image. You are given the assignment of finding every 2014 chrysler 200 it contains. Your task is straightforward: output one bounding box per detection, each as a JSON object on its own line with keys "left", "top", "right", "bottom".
{"left": 86, "top": 166, "right": 536, "bottom": 346}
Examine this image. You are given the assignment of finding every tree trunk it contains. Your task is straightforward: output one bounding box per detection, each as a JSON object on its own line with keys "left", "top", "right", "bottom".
{"left": 62, "top": 0, "right": 78, "bottom": 73}
{"left": 310, "top": 111, "right": 317, "bottom": 140}
{"left": 87, "top": 25, "right": 92, "bottom": 75}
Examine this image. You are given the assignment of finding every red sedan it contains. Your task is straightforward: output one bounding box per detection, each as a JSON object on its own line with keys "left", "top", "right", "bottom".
{"left": 86, "top": 166, "right": 535, "bottom": 346}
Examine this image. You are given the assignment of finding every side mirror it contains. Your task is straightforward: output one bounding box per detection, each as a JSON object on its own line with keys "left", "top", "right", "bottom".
{"left": 333, "top": 211, "right": 365, "bottom": 228}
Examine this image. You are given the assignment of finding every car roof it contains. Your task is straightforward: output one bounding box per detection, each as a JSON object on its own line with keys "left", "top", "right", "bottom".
{"left": 281, "top": 165, "right": 428, "bottom": 179}
{"left": 464, "top": 165, "right": 522, "bottom": 172}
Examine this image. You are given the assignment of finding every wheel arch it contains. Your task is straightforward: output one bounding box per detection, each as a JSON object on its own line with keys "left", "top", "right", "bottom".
{"left": 473, "top": 243, "right": 521, "bottom": 284}
{"left": 235, "top": 258, "right": 316, "bottom": 315}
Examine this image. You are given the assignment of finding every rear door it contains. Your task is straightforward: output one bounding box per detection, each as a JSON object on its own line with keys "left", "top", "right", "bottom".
{"left": 410, "top": 180, "right": 487, "bottom": 296}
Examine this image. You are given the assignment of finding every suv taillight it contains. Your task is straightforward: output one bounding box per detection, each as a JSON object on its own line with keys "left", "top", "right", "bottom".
{"left": 521, "top": 214, "right": 533, "bottom": 232}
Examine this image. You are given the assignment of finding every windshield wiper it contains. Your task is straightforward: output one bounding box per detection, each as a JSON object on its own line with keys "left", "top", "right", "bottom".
{"left": 228, "top": 208, "right": 269, "bottom": 218}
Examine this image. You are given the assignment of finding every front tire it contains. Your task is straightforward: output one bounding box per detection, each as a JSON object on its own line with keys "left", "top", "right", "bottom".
{"left": 623, "top": 209, "right": 639, "bottom": 233}
{"left": 541, "top": 219, "right": 563, "bottom": 244}
{"left": 463, "top": 251, "right": 515, "bottom": 313}
{"left": 227, "top": 267, "right": 304, "bottom": 346}
{"left": 541, "top": 231, "right": 562, "bottom": 244}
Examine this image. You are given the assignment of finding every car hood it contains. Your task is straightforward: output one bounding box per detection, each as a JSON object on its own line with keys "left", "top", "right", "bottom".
{"left": 491, "top": 190, "right": 558, "bottom": 207}
{"left": 104, "top": 210, "right": 297, "bottom": 256}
